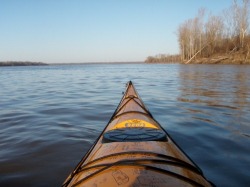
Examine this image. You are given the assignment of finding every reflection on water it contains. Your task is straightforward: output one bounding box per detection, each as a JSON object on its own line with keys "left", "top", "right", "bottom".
{"left": 179, "top": 65, "right": 249, "bottom": 104}
{"left": 178, "top": 65, "right": 250, "bottom": 130}
{"left": 0, "top": 64, "right": 250, "bottom": 187}
{"left": 176, "top": 65, "right": 250, "bottom": 186}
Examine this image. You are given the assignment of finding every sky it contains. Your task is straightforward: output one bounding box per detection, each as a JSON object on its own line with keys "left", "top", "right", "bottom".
{"left": 0, "top": 0, "right": 233, "bottom": 63}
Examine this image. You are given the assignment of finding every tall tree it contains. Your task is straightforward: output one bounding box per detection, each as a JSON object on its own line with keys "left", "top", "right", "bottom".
{"left": 238, "top": 0, "right": 249, "bottom": 48}
{"left": 231, "top": 0, "right": 249, "bottom": 49}
{"left": 205, "top": 14, "right": 224, "bottom": 56}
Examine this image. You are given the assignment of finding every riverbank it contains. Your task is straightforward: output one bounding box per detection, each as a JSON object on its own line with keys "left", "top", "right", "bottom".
{"left": 145, "top": 51, "right": 250, "bottom": 64}
{"left": 0, "top": 61, "right": 48, "bottom": 66}
{"left": 186, "top": 51, "right": 250, "bottom": 64}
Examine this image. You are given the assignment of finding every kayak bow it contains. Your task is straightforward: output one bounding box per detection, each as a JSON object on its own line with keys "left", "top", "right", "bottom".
{"left": 63, "top": 81, "right": 213, "bottom": 187}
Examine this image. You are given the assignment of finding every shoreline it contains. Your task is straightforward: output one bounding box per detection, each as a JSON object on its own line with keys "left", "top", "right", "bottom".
{"left": 185, "top": 53, "right": 250, "bottom": 64}
{"left": 0, "top": 61, "right": 48, "bottom": 67}
{"left": 145, "top": 52, "right": 250, "bottom": 65}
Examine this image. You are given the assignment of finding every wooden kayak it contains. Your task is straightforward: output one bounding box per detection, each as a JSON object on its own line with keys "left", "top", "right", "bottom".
{"left": 63, "top": 81, "right": 213, "bottom": 187}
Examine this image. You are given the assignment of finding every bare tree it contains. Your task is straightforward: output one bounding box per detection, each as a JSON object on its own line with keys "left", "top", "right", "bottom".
{"left": 197, "top": 8, "right": 206, "bottom": 56}
{"left": 175, "top": 0, "right": 250, "bottom": 63}
{"left": 178, "top": 20, "right": 190, "bottom": 61}
{"left": 233, "top": 0, "right": 250, "bottom": 48}
{"left": 205, "top": 14, "right": 224, "bottom": 56}
{"left": 222, "top": 0, "right": 250, "bottom": 53}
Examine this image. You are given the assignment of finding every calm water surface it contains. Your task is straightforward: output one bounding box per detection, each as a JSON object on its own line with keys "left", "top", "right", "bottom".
{"left": 0, "top": 64, "right": 250, "bottom": 186}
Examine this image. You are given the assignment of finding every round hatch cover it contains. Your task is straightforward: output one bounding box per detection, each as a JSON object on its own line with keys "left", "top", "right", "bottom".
{"left": 103, "top": 128, "right": 167, "bottom": 142}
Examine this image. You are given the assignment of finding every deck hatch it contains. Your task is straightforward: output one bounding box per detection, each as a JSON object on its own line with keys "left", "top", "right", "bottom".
{"left": 103, "top": 128, "right": 167, "bottom": 143}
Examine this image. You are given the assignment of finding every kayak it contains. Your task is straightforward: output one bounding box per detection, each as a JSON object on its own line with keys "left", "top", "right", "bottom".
{"left": 63, "top": 81, "right": 213, "bottom": 187}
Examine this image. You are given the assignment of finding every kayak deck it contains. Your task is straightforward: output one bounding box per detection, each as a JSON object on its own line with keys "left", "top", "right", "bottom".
{"left": 63, "top": 81, "right": 213, "bottom": 187}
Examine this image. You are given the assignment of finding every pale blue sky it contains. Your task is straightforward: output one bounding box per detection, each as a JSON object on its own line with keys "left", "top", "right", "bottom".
{"left": 1, "top": 0, "right": 233, "bottom": 63}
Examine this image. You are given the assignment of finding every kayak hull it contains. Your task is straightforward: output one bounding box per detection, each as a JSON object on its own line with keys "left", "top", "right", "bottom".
{"left": 63, "top": 81, "right": 213, "bottom": 187}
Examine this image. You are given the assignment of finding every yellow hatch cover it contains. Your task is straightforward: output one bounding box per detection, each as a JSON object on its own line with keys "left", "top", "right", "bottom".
{"left": 112, "top": 119, "right": 158, "bottom": 129}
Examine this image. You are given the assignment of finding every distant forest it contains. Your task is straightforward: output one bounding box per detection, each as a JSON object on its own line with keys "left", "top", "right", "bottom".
{"left": 146, "top": 0, "right": 250, "bottom": 64}
{"left": 0, "top": 61, "right": 47, "bottom": 66}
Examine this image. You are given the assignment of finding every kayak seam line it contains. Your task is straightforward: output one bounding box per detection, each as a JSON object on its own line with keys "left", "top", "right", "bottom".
{"left": 79, "top": 159, "right": 202, "bottom": 175}
{"left": 72, "top": 161, "right": 204, "bottom": 187}
{"left": 79, "top": 151, "right": 201, "bottom": 174}
{"left": 113, "top": 96, "right": 151, "bottom": 121}
{"left": 114, "top": 97, "right": 134, "bottom": 116}
{"left": 113, "top": 110, "right": 152, "bottom": 120}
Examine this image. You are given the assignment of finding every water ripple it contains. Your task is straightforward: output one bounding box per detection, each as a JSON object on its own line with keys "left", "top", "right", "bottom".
{"left": 0, "top": 64, "right": 250, "bottom": 186}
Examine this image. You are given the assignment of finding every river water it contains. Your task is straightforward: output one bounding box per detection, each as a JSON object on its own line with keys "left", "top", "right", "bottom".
{"left": 0, "top": 64, "right": 250, "bottom": 186}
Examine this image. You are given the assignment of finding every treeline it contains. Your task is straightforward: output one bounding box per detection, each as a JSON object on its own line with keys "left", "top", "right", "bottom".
{"left": 145, "top": 0, "right": 250, "bottom": 64}
{"left": 0, "top": 61, "right": 47, "bottom": 66}
{"left": 178, "top": 0, "right": 250, "bottom": 63}
{"left": 145, "top": 54, "right": 181, "bottom": 63}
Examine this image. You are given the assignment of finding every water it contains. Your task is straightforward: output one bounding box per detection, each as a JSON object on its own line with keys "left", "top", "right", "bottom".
{"left": 0, "top": 64, "right": 250, "bottom": 186}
